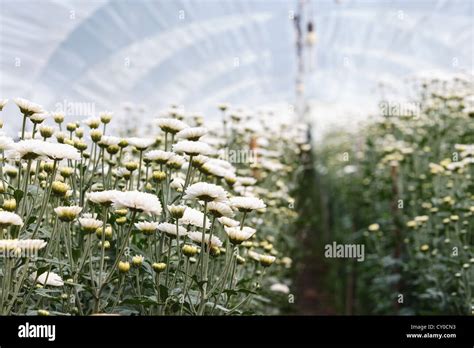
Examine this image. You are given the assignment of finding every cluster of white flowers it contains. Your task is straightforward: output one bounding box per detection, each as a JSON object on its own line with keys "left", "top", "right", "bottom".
{"left": 0, "top": 98, "right": 301, "bottom": 316}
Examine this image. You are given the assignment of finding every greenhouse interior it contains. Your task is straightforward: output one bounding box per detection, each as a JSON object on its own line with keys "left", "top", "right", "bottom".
{"left": 0, "top": 0, "right": 473, "bottom": 325}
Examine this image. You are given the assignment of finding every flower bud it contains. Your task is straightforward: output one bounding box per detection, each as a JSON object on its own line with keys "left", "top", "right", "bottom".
{"left": 151, "top": 170, "right": 166, "bottom": 183}
{"left": 74, "top": 140, "right": 88, "bottom": 151}
{"left": 125, "top": 161, "right": 138, "bottom": 172}
{"left": 75, "top": 128, "right": 84, "bottom": 138}
{"left": 236, "top": 255, "right": 246, "bottom": 265}
{"left": 99, "top": 240, "right": 111, "bottom": 249}
{"left": 114, "top": 217, "right": 126, "bottom": 226}
{"left": 39, "top": 125, "right": 54, "bottom": 139}
{"left": 2, "top": 199, "right": 17, "bottom": 212}
{"left": 96, "top": 226, "right": 113, "bottom": 239}
{"left": 420, "top": 244, "right": 429, "bottom": 252}
{"left": 118, "top": 139, "right": 128, "bottom": 148}
{"left": 60, "top": 167, "right": 74, "bottom": 178}
{"left": 115, "top": 208, "right": 128, "bottom": 216}
{"left": 152, "top": 262, "right": 166, "bottom": 273}
{"left": 53, "top": 112, "right": 64, "bottom": 124}
{"left": 118, "top": 261, "right": 130, "bottom": 273}
{"left": 66, "top": 123, "right": 77, "bottom": 132}
{"left": 100, "top": 112, "right": 113, "bottom": 124}
{"left": 44, "top": 162, "right": 55, "bottom": 173}
{"left": 182, "top": 244, "right": 198, "bottom": 257}
{"left": 210, "top": 245, "right": 221, "bottom": 257}
{"left": 168, "top": 204, "right": 186, "bottom": 219}
{"left": 90, "top": 130, "right": 103, "bottom": 143}
{"left": 132, "top": 255, "right": 144, "bottom": 267}
{"left": 259, "top": 255, "right": 276, "bottom": 267}
{"left": 107, "top": 144, "right": 120, "bottom": 155}
{"left": 52, "top": 181, "right": 70, "bottom": 197}
{"left": 56, "top": 132, "right": 66, "bottom": 143}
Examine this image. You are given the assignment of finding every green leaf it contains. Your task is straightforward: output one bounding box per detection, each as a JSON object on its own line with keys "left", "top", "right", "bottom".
{"left": 121, "top": 296, "right": 159, "bottom": 306}
{"left": 159, "top": 284, "right": 168, "bottom": 300}
{"left": 14, "top": 189, "right": 24, "bottom": 203}
{"left": 191, "top": 275, "right": 207, "bottom": 290}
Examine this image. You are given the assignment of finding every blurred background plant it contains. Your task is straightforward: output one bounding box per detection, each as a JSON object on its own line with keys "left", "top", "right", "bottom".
{"left": 309, "top": 77, "right": 473, "bottom": 315}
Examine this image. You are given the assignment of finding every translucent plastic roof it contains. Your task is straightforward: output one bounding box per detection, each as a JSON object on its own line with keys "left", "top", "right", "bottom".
{"left": 0, "top": 0, "right": 472, "bottom": 129}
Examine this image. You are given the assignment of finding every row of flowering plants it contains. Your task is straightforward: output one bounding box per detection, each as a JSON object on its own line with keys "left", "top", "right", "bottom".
{"left": 313, "top": 77, "right": 473, "bottom": 314}
{"left": 0, "top": 99, "right": 304, "bottom": 315}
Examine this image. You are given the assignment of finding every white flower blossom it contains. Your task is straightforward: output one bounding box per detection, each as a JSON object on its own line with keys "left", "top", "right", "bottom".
{"left": 183, "top": 182, "right": 228, "bottom": 202}
{"left": 157, "top": 222, "right": 188, "bottom": 237}
{"left": 0, "top": 211, "right": 24, "bottom": 227}
{"left": 224, "top": 226, "right": 256, "bottom": 244}
{"left": 113, "top": 191, "right": 162, "bottom": 215}
{"left": 188, "top": 231, "right": 223, "bottom": 248}
{"left": 156, "top": 118, "right": 189, "bottom": 134}
{"left": 181, "top": 207, "right": 210, "bottom": 229}
{"left": 127, "top": 137, "right": 155, "bottom": 150}
{"left": 34, "top": 271, "right": 64, "bottom": 287}
{"left": 173, "top": 140, "right": 215, "bottom": 156}
{"left": 176, "top": 127, "right": 208, "bottom": 141}
{"left": 230, "top": 196, "right": 266, "bottom": 212}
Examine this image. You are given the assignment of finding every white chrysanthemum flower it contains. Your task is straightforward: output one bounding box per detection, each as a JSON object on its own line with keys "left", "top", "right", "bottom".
{"left": 207, "top": 201, "right": 234, "bottom": 217}
{"left": 99, "top": 135, "right": 120, "bottom": 147}
{"left": 270, "top": 283, "right": 290, "bottom": 294}
{"left": 176, "top": 127, "right": 208, "bottom": 141}
{"left": 30, "top": 113, "right": 49, "bottom": 124}
{"left": 78, "top": 216, "right": 103, "bottom": 233}
{"left": 0, "top": 211, "right": 24, "bottom": 227}
{"left": 183, "top": 182, "right": 228, "bottom": 202}
{"left": 181, "top": 207, "right": 210, "bottom": 229}
{"left": 173, "top": 140, "right": 215, "bottom": 156}
{"left": 9, "top": 140, "right": 47, "bottom": 160}
{"left": 170, "top": 177, "right": 185, "bottom": 191}
{"left": 0, "top": 98, "right": 8, "bottom": 110}
{"left": 127, "top": 137, "right": 155, "bottom": 150}
{"left": 114, "top": 167, "right": 131, "bottom": 178}
{"left": 39, "top": 125, "right": 54, "bottom": 138}
{"left": 236, "top": 176, "right": 257, "bottom": 186}
{"left": 218, "top": 216, "right": 240, "bottom": 227}
{"left": 225, "top": 226, "right": 256, "bottom": 244}
{"left": 43, "top": 142, "right": 80, "bottom": 160}
{"left": 156, "top": 118, "right": 189, "bottom": 134}
{"left": 10, "top": 140, "right": 80, "bottom": 161}
{"left": 135, "top": 221, "right": 159, "bottom": 234}
{"left": 83, "top": 116, "right": 101, "bottom": 128}
{"left": 54, "top": 206, "right": 83, "bottom": 222}
{"left": 208, "top": 158, "right": 235, "bottom": 171}
{"left": 14, "top": 97, "right": 43, "bottom": 115}
{"left": 34, "top": 271, "right": 64, "bottom": 287}
{"left": 188, "top": 231, "right": 223, "bottom": 248}
{"left": 99, "top": 111, "right": 113, "bottom": 123}
{"left": 230, "top": 196, "right": 266, "bottom": 212}
{"left": 144, "top": 150, "right": 174, "bottom": 164}
{"left": 168, "top": 204, "right": 187, "bottom": 219}
{"left": 0, "top": 136, "right": 13, "bottom": 150}
{"left": 86, "top": 190, "right": 121, "bottom": 206}
{"left": 157, "top": 222, "right": 188, "bottom": 237}
{"left": 166, "top": 154, "right": 186, "bottom": 169}
{"left": 192, "top": 155, "right": 210, "bottom": 167}
{"left": 200, "top": 162, "right": 229, "bottom": 178}
{"left": 113, "top": 191, "right": 162, "bottom": 215}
